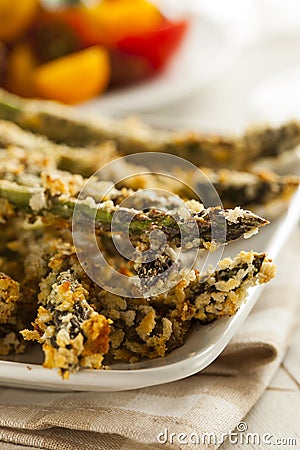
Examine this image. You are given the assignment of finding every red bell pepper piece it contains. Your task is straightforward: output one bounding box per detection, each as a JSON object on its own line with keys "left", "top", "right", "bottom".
{"left": 117, "top": 19, "right": 188, "bottom": 71}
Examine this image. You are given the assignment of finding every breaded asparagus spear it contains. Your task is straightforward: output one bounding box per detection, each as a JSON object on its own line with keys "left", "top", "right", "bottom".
{"left": 153, "top": 250, "right": 275, "bottom": 323}
{"left": 0, "top": 178, "right": 268, "bottom": 250}
{"left": 0, "top": 120, "right": 118, "bottom": 177}
{"left": 93, "top": 251, "right": 275, "bottom": 362}
{"left": 115, "top": 166, "right": 299, "bottom": 219}
{"left": 0, "top": 321, "right": 26, "bottom": 355}
{"left": 13, "top": 223, "right": 275, "bottom": 367}
{"left": 17, "top": 229, "right": 111, "bottom": 378}
{"left": 0, "top": 156, "right": 270, "bottom": 251}
{"left": 0, "top": 120, "right": 298, "bottom": 219}
{"left": 0, "top": 273, "right": 27, "bottom": 355}
{"left": 0, "top": 223, "right": 50, "bottom": 352}
{"left": 22, "top": 269, "right": 111, "bottom": 379}
{"left": 0, "top": 89, "right": 300, "bottom": 169}
{"left": 198, "top": 168, "right": 299, "bottom": 210}
{"left": 96, "top": 295, "right": 191, "bottom": 363}
{"left": 174, "top": 167, "right": 299, "bottom": 219}
{"left": 20, "top": 231, "right": 275, "bottom": 366}
{"left": 0, "top": 272, "right": 21, "bottom": 323}
{"left": 0, "top": 198, "right": 15, "bottom": 224}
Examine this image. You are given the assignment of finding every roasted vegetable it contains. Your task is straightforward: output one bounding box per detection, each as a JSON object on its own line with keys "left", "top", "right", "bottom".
{"left": 0, "top": 119, "right": 298, "bottom": 220}
{"left": 0, "top": 43, "right": 6, "bottom": 86}
{"left": 118, "top": 19, "right": 188, "bottom": 71}
{"left": 94, "top": 250, "right": 275, "bottom": 362}
{"left": 0, "top": 177, "right": 268, "bottom": 251}
{"left": 1, "top": 89, "right": 299, "bottom": 169}
{"left": 0, "top": 0, "right": 39, "bottom": 43}
{"left": 22, "top": 269, "right": 111, "bottom": 379}
{"left": 173, "top": 167, "right": 300, "bottom": 219}
{"left": 20, "top": 231, "right": 275, "bottom": 369}
{"left": 5, "top": 42, "right": 37, "bottom": 98}
{"left": 33, "top": 46, "right": 110, "bottom": 104}
{"left": 31, "top": 9, "right": 82, "bottom": 63}
{"left": 62, "top": 0, "right": 163, "bottom": 47}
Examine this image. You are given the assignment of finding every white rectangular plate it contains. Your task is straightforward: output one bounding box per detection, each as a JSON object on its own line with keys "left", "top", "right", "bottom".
{"left": 0, "top": 188, "right": 299, "bottom": 392}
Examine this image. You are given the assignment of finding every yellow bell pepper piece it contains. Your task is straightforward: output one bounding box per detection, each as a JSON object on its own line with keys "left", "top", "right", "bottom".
{"left": 5, "top": 43, "right": 37, "bottom": 98}
{"left": 0, "top": 0, "right": 39, "bottom": 43}
{"left": 33, "top": 46, "right": 111, "bottom": 104}
{"left": 80, "top": 0, "right": 162, "bottom": 46}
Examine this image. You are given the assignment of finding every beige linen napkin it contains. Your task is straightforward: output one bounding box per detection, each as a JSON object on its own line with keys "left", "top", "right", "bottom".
{"left": 0, "top": 228, "right": 299, "bottom": 450}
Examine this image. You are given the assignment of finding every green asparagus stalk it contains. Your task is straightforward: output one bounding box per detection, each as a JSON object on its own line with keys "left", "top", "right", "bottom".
{"left": 0, "top": 179, "right": 268, "bottom": 250}
{"left": 0, "top": 89, "right": 300, "bottom": 169}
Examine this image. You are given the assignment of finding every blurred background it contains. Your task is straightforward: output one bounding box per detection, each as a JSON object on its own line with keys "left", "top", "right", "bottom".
{"left": 158, "top": 0, "right": 300, "bottom": 133}
{"left": 1, "top": 0, "right": 300, "bottom": 133}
